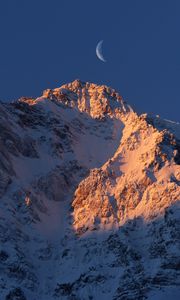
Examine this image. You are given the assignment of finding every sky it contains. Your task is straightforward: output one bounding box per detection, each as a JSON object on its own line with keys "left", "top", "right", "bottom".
{"left": 0, "top": 0, "right": 180, "bottom": 121}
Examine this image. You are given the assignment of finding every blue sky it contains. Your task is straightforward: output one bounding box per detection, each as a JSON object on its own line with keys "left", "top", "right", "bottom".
{"left": 0, "top": 0, "right": 180, "bottom": 121}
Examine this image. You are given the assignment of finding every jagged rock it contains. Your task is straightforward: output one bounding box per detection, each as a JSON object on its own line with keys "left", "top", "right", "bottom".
{"left": 5, "top": 288, "right": 26, "bottom": 300}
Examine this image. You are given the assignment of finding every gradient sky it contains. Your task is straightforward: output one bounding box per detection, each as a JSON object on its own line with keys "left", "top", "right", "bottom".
{"left": 0, "top": 0, "right": 180, "bottom": 121}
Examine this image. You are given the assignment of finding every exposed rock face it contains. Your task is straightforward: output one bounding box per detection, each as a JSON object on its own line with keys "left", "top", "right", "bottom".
{"left": 72, "top": 113, "right": 180, "bottom": 233}
{"left": 0, "top": 80, "right": 179, "bottom": 300}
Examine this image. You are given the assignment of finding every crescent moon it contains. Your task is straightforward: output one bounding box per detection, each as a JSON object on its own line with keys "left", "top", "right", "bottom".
{"left": 96, "top": 40, "right": 106, "bottom": 62}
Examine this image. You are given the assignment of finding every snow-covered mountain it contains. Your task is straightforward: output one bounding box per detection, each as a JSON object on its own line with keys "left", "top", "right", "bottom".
{"left": 0, "top": 79, "right": 179, "bottom": 300}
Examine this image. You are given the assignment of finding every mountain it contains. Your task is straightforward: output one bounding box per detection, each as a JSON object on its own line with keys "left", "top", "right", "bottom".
{"left": 0, "top": 79, "right": 179, "bottom": 300}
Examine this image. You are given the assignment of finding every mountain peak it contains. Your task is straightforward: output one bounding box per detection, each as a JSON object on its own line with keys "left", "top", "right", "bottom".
{"left": 41, "top": 79, "right": 132, "bottom": 119}
{"left": 0, "top": 80, "right": 179, "bottom": 299}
